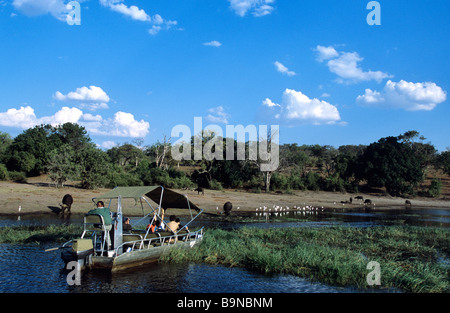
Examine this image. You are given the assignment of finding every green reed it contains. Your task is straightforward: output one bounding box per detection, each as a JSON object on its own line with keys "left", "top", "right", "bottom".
{"left": 163, "top": 225, "right": 449, "bottom": 293}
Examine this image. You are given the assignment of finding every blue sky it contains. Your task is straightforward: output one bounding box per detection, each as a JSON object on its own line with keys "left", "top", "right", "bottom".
{"left": 0, "top": 0, "right": 448, "bottom": 151}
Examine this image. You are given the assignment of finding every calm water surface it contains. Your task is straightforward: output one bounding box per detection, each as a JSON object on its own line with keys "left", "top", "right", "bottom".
{"left": 0, "top": 206, "right": 447, "bottom": 293}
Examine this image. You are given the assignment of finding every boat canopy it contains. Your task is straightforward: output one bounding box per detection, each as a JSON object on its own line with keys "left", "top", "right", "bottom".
{"left": 94, "top": 186, "right": 201, "bottom": 212}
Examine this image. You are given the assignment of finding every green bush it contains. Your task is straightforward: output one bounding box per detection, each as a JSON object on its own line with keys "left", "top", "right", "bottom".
{"left": 428, "top": 178, "right": 442, "bottom": 198}
{"left": 8, "top": 171, "right": 27, "bottom": 183}
{"left": 0, "top": 163, "right": 8, "bottom": 181}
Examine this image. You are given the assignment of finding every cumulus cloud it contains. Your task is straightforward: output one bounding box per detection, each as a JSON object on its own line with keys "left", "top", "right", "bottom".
{"left": 315, "top": 45, "right": 392, "bottom": 84}
{"left": 228, "top": 0, "right": 275, "bottom": 17}
{"left": 100, "top": 0, "right": 150, "bottom": 22}
{"left": 0, "top": 106, "right": 38, "bottom": 129}
{"left": 203, "top": 40, "right": 222, "bottom": 47}
{"left": 12, "top": 0, "right": 68, "bottom": 21}
{"left": 260, "top": 88, "right": 342, "bottom": 125}
{"left": 0, "top": 106, "right": 150, "bottom": 138}
{"left": 315, "top": 45, "right": 339, "bottom": 62}
{"left": 274, "top": 61, "right": 296, "bottom": 77}
{"left": 357, "top": 80, "right": 447, "bottom": 111}
{"left": 205, "top": 106, "right": 230, "bottom": 124}
{"left": 100, "top": 1, "right": 177, "bottom": 35}
{"left": 54, "top": 85, "right": 110, "bottom": 103}
{"left": 54, "top": 85, "right": 110, "bottom": 111}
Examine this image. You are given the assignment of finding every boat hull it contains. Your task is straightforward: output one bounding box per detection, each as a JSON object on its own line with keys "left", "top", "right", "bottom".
{"left": 61, "top": 236, "right": 203, "bottom": 272}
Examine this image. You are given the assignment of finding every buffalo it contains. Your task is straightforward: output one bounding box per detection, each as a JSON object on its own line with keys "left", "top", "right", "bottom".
{"left": 60, "top": 194, "right": 73, "bottom": 214}
{"left": 195, "top": 187, "right": 204, "bottom": 195}
{"left": 223, "top": 202, "right": 232, "bottom": 216}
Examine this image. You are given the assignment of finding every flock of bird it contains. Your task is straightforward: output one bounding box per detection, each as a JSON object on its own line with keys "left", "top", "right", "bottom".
{"left": 215, "top": 203, "right": 324, "bottom": 216}
{"left": 253, "top": 204, "right": 324, "bottom": 217}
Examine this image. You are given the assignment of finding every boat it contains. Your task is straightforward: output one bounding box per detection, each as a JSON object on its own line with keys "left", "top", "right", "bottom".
{"left": 60, "top": 186, "right": 204, "bottom": 272}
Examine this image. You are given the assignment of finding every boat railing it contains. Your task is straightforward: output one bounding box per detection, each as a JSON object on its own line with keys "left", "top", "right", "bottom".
{"left": 115, "top": 227, "right": 204, "bottom": 256}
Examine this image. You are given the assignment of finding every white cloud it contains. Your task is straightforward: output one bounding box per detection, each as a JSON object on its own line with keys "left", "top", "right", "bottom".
{"left": 228, "top": 0, "right": 275, "bottom": 17}
{"left": 274, "top": 61, "right": 296, "bottom": 77}
{"left": 54, "top": 85, "right": 110, "bottom": 103}
{"left": 54, "top": 85, "right": 110, "bottom": 111}
{"left": 148, "top": 17, "right": 177, "bottom": 35}
{"left": 0, "top": 106, "right": 150, "bottom": 138}
{"left": 205, "top": 106, "right": 230, "bottom": 124}
{"left": 12, "top": 0, "right": 68, "bottom": 21}
{"left": 99, "top": 1, "right": 177, "bottom": 35}
{"left": 97, "top": 111, "right": 150, "bottom": 138}
{"left": 357, "top": 80, "right": 447, "bottom": 111}
{"left": 315, "top": 45, "right": 392, "bottom": 84}
{"left": 0, "top": 106, "right": 38, "bottom": 129}
{"left": 203, "top": 41, "right": 222, "bottom": 47}
{"left": 100, "top": 0, "right": 150, "bottom": 22}
{"left": 100, "top": 140, "right": 118, "bottom": 149}
{"left": 315, "top": 45, "right": 339, "bottom": 62}
{"left": 260, "top": 89, "right": 342, "bottom": 125}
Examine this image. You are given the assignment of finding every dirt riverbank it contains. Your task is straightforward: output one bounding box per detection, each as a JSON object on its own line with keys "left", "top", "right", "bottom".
{"left": 1, "top": 175, "right": 449, "bottom": 217}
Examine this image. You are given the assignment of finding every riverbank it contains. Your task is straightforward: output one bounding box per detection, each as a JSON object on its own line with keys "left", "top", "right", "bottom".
{"left": 1, "top": 175, "right": 449, "bottom": 216}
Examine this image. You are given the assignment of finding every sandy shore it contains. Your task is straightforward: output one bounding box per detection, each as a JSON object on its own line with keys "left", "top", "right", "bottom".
{"left": 1, "top": 175, "right": 449, "bottom": 217}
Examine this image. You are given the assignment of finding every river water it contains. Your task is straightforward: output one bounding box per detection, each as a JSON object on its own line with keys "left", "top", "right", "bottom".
{"left": 0, "top": 207, "right": 448, "bottom": 293}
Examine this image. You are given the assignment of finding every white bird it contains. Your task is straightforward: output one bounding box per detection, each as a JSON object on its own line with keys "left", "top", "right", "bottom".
{"left": 237, "top": 207, "right": 240, "bottom": 210}
{"left": 18, "top": 205, "right": 21, "bottom": 212}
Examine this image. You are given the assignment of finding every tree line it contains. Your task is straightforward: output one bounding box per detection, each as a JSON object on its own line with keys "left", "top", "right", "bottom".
{"left": 0, "top": 124, "right": 448, "bottom": 197}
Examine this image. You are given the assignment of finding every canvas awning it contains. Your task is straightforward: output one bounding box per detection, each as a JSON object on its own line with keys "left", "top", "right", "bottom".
{"left": 94, "top": 186, "right": 201, "bottom": 212}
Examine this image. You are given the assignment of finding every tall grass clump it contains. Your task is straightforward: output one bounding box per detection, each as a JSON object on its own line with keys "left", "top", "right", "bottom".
{"left": 0, "top": 224, "right": 82, "bottom": 244}
{"left": 162, "top": 225, "right": 449, "bottom": 293}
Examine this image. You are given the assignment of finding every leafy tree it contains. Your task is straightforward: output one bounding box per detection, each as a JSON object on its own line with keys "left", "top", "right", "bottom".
{"left": 76, "top": 145, "right": 111, "bottom": 189}
{"left": 6, "top": 125, "right": 61, "bottom": 175}
{"left": 355, "top": 136, "right": 424, "bottom": 196}
{"left": 47, "top": 144, "right": 79, "bottom": 188}
{"left": 0, "top": 132, "right": 13, "bottom": 164}
{"left": 435, "top": 150, "right": 450, "bottom": 176}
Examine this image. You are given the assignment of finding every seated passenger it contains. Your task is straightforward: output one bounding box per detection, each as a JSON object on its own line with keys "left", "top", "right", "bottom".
{"left": 166, "top": 215, "right": 178, "bottom": 233}
{"left": 154, "top": 220, "right": 164, "bottom": 232}
{"left": 123, "top": 217, "right": 132, "bottom": 233}
{"left": 176, "top": 217, "right": 189, "bottom": 232}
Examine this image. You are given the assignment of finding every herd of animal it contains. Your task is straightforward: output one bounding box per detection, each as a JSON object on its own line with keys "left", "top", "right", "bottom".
{"left": 54, "top": 188, "right": 412, "bottom": 217}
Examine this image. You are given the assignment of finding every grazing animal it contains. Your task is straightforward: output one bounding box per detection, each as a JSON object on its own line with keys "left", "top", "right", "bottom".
{"left": 60, "top": 194, "right": 73, "bottom": 214}
{"left": 405, "top": 200, "right": 412, "bottom": 207}
{"left": 364, "top": 199, "right": 372, "bottom": 205}
{"left": 223, "top": 202, "right": 233, "bottom": 216}
{"left": 194, "top": 187, "right": 204, "bottom": 195}
{"left": 355, "top": 196, "right": 364, "bottom": 201}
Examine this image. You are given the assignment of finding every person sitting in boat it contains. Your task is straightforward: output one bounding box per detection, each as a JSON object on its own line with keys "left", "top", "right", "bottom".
{"left": 154, "top": 220, "right": 164, "bottom": 232}
{"left": 87, "top": 201, "right": 112, "bottom": 248}
{"left": 166, "top": 215, "right": 178, "bottom": 233}
{"left": 176, "top": 217, "right": 189, "bottom": 232}
{"left": 146, "top": 219, "right": 156, "bottom": 233}
{"left": 123, "top": 217, "right": 132, "bottom": 233}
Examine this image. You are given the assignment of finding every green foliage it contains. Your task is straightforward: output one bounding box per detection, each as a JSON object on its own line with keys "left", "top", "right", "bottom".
{"left": 428, "top": 178, "right": 442, "bottom": 198}
{"left": 47, "top": 144, "right": 79, "bottom": 188}
{"left": 163, "top": 226, "right": 450, "bottom": 293}
{"left": 435, "top": 150, "right": 450, "bottom": 176}
{"left": 355, "top": 136, "right": 424, "bottom": 196}
{"left": 76, "top": 145, "right": 111, "bottom": 189}
{"left": 7, "top": 171, "right": 27, "bottom": 183}
{"left": 1, "top": 126, "right": 444, "bottom": 194}
{"left": 0, "top": 163, "right": 9, "bottom": 181}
